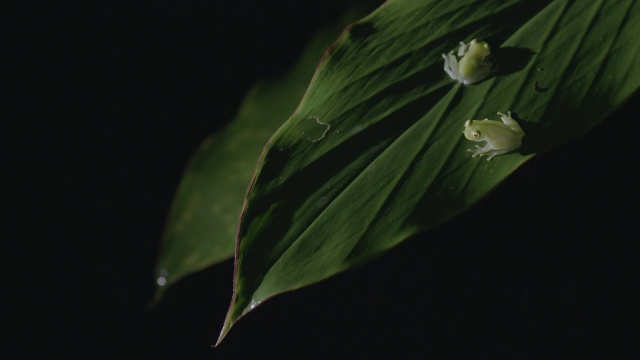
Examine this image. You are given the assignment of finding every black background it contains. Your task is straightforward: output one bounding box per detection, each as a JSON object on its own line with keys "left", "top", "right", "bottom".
{"left": 10, "top": 1, "right": 639, "bottom": 358}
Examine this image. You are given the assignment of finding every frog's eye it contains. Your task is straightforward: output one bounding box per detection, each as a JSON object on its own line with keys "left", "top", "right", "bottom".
{"left": 472, "top": 131, "right": 481, "bottom": 138}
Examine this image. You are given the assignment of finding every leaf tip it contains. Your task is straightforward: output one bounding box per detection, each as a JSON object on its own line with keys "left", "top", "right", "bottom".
{"left": 215, "top": 322, "right": 231, "bottom": 347}
{"left": 216, "top": 293, "right": 266, "bottom": 346}
{"left": 215, "top": 296, "right": 242, "bottom": 346}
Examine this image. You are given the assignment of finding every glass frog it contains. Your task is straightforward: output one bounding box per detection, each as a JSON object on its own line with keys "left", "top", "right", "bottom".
{"left": 442, "top": 39, "right": 492, "bottom": 85}
{"left": 463, "top": 111, "right": 524, "bottom": 160}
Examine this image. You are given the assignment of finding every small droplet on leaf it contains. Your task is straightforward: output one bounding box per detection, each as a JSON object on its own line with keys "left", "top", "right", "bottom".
{"left": 296, "top": 116, "right": 330, "bottom": 142}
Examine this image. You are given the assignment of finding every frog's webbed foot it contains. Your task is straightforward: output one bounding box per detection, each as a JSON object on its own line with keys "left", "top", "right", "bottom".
{"left": 497, "top": 111, "right": 511, "bottom": 119}
{"left": 468, "top": 145, "right": 487, "bottom": 158}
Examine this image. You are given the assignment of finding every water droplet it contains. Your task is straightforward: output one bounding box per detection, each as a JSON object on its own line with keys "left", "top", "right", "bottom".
{"left": 297, "top": 116, "right": 330, "bottom": 142}
{"left": 316, "top": 196, "right": 330, "bottom": 209}
{"left": 351, "top": 125, "right": 364, "bottom": 134}
{"left": 156, "top": 269, "right": 169, "bottom": 286}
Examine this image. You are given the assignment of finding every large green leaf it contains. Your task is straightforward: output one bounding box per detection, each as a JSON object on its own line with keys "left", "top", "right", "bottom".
{"left": 153, "top": 5, "right": 379, "bottom": 299}
{"left": 218, "top": 0, "right": 639, "bottom": 343}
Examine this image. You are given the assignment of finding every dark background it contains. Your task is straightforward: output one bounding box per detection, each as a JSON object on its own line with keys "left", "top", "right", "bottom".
{"left": 10, "top": 1, "right": 639, "bottom": 358}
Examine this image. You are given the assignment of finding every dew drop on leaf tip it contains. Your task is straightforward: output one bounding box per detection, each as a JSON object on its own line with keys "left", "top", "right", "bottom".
{"left": 156, "top": 269, "right": 169, "bottom": 286}
{"left": 250, "top": 299, "right": 259, "bottom": 309}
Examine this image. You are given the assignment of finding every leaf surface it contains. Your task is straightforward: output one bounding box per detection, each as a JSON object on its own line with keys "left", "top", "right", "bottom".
{"left": 153, "top": 6, "right": 376, "bottom": 297}
{"left": 219, "top": 0, "right": 640, "bottom": 343}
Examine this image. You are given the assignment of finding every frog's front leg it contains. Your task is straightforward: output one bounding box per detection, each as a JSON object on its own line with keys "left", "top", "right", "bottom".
{"left": 468, "top": 144, "right": 491, "bottom": 158}
{"left": 457, "top": 41, "right": 468, "bottom": 56}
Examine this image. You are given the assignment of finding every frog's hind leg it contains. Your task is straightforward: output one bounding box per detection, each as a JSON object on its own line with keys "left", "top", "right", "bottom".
{"left": 442, "top": 53, "right": 458, "bottom": 80}
{"left": 461, "top": 65, "right": 492, "bottom": 85}
{"left": 484, "top": 150, "right": 508, "bottom": 161}
{"left": 484, "top": 146, "right": 519, "bottom": 161}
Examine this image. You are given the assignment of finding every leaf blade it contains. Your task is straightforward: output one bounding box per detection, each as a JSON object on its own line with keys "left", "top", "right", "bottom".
{"left": 153, "top": 6, "right": 377, "bottom": 298}
{"left": 219, "top": 0, "right": 640, "bottom": 342}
